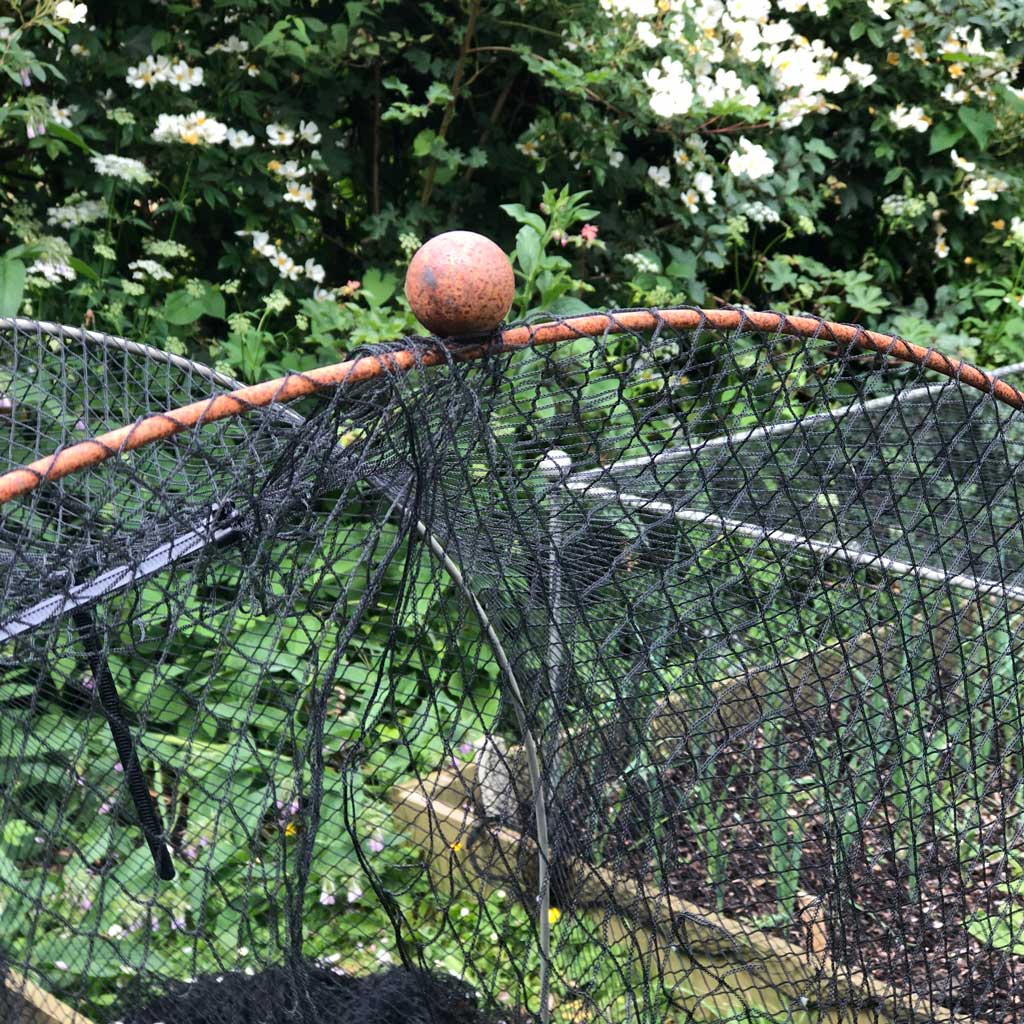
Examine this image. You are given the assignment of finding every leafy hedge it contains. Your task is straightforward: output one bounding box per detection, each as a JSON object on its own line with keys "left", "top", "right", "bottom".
{"left": 1, "top": 0, "right": 1023, "bottom": 377}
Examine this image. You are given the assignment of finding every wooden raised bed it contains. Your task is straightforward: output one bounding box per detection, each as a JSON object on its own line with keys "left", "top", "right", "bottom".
{"left": 391, "top": 766, "right": 970, "bottom": 1024}
{"left": 0, "top": 968, "right": 92, "bottom": 1024}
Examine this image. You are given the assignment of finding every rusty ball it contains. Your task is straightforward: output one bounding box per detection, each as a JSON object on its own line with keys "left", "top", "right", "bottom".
{"left": 404, "top": 231, "right": 515, "bottom": 337}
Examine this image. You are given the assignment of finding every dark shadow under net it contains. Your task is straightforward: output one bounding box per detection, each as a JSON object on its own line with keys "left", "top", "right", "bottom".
{"left": 2, "top": 312, "right": 1024, "bottom": 1023}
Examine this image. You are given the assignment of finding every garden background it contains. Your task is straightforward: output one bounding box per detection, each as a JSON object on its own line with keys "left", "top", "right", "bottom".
{"left": 2, "top": 0, "right": 1024, "bottom": 1021}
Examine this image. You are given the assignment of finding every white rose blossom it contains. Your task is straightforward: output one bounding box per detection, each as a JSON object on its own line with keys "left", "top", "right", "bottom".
{"left": 267, "top": 123, "right": 296, "bottom": 146}
{"left": 283, "top": 180, "right": 315, "bottom": 211}
{"left": 54, "top": 1, "right": 88, "bottom": 24}
{"left": 48, "top": 102, "right": 77, "bottom": 128}
{"left": 298, "top": 120, "right": 321, "bottom": 145}
{"left": 226, "top": 128, "right": 255, "bottom": 149}
{"left": 647, "top": 165, "right": 671, "bottom": 189}
{"left": 727, "top": 137, "right": 775, "bottom": 181}
{"left": 888, "top": 104, "right": 930, "bottom": 132}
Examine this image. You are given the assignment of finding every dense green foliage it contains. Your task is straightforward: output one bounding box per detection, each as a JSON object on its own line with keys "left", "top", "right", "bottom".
{"left": 1, "top": 0, "right": 1023, "bottom": 374}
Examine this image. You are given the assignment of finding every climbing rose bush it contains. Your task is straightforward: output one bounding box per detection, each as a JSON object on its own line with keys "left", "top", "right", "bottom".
{"left": 0, "top": 0, "right": 1021, "bottom": 374}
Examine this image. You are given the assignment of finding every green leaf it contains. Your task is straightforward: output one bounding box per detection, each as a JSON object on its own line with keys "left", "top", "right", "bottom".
{"left": 850, "top": 21, "right": 866, "bottom": 41}
{"left": 67, "top": 257, "right": 99, "bottom": 283}
{"left": 928, "top": 121, "right": 966, "bottom": 154}
{"left": 0, "top": 259, "right": 26, "bottom": 317}
{"left": 514, "top": 225, "right": 542, "bottom": 279}
{"left": 162, "top": 289, "right": 205, "bottom": 325}
{"left": 45, "top": 123, "right": 90, "bottom": 153}
{"left": 545, "top": 296, "right": 592, "bottom": 316}
{"left": 202, "top": 285, "right": 226, "bottom": 320}
{"left": 412, "top": 128, "right": 436, "bottom": 157}
{"left": 499, "top": 203, "right": 546, "bottom": 236}
{"left": 957, "top": 107, "right": 996, "bottom": 150}
{"left": 426, "top": 82, "right": 454, "bottom": 105}
{"left": 967, "top": 904, "right": 1024, "bottom": 955}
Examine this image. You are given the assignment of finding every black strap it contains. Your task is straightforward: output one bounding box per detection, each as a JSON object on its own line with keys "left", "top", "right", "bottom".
{"left": 73, "top": 609, "right": 175, "bottom": 881}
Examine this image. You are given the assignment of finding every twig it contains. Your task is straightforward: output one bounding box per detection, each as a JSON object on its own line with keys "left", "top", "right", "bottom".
{"left": 419, "top": 0, "right": 481, "bottom": 208}
{"left": 461, "top": 71, "right": 517, "bottom": 186}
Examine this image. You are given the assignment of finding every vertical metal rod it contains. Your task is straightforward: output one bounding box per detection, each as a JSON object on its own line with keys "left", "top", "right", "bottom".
{"left": 536, "top": 448, "right": 572, "bottom": 1024}
{"left": 411, "top": 520, "right": 550, "bottom": 1019}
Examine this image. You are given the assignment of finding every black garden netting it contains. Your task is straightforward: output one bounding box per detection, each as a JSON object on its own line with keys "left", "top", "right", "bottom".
{"left": 3, "top": 311, "right": 1024, "bottom": 1024}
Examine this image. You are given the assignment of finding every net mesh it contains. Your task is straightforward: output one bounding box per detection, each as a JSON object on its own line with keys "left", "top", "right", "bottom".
{"left": 2, "top": 311, "right": 1024, "bottom": 1023}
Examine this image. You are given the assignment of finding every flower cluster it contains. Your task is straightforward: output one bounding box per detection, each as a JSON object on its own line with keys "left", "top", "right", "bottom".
{"left": 89, "top": 153, "right": 152, "bottom": 185}
{"left": 46, "top": 196, "right": 107, "bottom": 229}
{"left": 153, "top": 111, "right": 229, "bottom": 146}
{"left": 236, "top": 230, "right": 325, "bottom": 286}
{"left": 127, "top": 55, "right": 204, "bottom": 92}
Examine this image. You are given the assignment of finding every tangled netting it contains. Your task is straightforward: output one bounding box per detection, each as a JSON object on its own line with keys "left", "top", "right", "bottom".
{"left": 3, "top": 310, "right": 1024, "bottom": 1024}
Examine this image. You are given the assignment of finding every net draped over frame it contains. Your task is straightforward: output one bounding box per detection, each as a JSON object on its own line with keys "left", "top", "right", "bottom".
{"left": 2, "top": 311, "right": 1024, "bottom": 1023}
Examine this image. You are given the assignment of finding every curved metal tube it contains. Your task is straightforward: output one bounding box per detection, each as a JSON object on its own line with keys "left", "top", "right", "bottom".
{"left": 1, "top": 309, "right": 1021, "bottom": 505}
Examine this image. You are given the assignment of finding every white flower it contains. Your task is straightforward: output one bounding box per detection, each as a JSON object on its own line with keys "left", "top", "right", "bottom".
{"left": 126, "top": 54, "right": 173, "bottom": 89}
{"left": 226, "top": 128, "right": 255, "bottom": 149}
{"left": 267, "top": 123, "right": 295, "bottom": 146}
{"left": 1010, "top": 216, "right": 1024, "bottom": 244}
{"left": 940, "top": 83, "right": 969, "bottom": 105}
{"left": 129, "top": 259, "right": 173, "bottom": 282}
{"left": 636, "top": 21, "right": 659, "bottom": 48}
{"left": 741, "top": 200, "right": 780, "bottom": 225}
{"left": 27, "top": 258, "right": 76, "bottom": 284}
{"left": 170, "top": 60, "right": 204, "bottom": 92}
{"left": 727, "top": 137, "right": 775, "bottom": 181}
{"left": 90, "top": 153, "right": 152, "bottom": 184}
{"left": 644, "top": 58, "right": 694, "bottom": 119}
{"left": 867, "top": 0, "right": 891, "bottom": 17}
{"left": 303, "top": 259, "right": 325, "bottom": 283}
{"left": 54, "top": 1, "right": 88, "bottom": 24}
{"left": 693, "top": 170, "right": 717, "bottom": 205}
{"left": 268, "top": 159, "right": 306, "bottom": 178}
{"left": 208, "top": 35, "right": 249, "bottom": 55}
{"left": 608, "top": 150, "right": 624, "bottom": 169}
{"left": 48, "top": 102, "right": 77, "bottom": 127}
{"left": 888, "top": 104, "right": 929, "bottom": 132}
{"left": 283, "top": 180, "right": 315, "bottom": 211}
{"left": 934, "top": 238, "right": 950, "bottom": 259}
{"left": 298, "top": 120, "right": 321, "bottom": 144}
{"left": 950, "top": 149, "right": 975, "bottom": 173}
{"left": 961, "top": 191, "right": 979, "bottom": 215}
{"left": 152, "top": 111, "right": 228, "bottom": 146}
{"left": 696, "top": 68, "right": 761, "bottom": 109}
{"left": 313, "top": 286, "right": 335, "bottom": 302}
{"left": 47, "top": 196, "right": 106, "bottom": 228}
{"left": 270, "top": 250, "right": 301, "bottom": 279}
{"left": 647, "top": 165, "right": 671, "bottom": 189}
{"left": 681, "top": 189, "right": 700, "bottom": 213}
{"left": 842, "top": 57, "right": 877, "bottom": 89}
{"left": 346, "top": 884, "right": 363, "bottom": 904}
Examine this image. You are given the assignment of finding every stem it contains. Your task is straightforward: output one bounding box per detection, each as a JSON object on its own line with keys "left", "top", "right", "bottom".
{"left": 167, "top": 157, "right": 194, "bottom": 243}
{"left": 372, "top": 62, "right": 381, "bottom": 218}
{"left": 419, "top": 0, "right": 480, "bottom": 208}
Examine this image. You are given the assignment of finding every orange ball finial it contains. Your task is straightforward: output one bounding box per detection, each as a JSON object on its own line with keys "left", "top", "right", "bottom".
{"left": 404, "top": 231, "right": 515, "bottom": 337}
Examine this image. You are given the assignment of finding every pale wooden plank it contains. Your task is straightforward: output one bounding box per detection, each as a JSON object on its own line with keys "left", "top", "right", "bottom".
{"left": 1, "top": 969, "right": 94, "bottom": 1024}
{"left": 390, "top": 771, "right": 969, "bottom": 1024}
